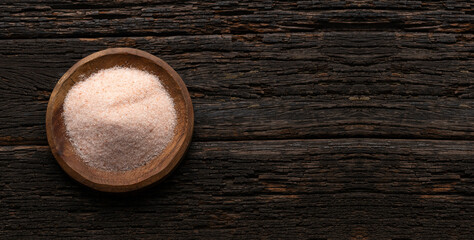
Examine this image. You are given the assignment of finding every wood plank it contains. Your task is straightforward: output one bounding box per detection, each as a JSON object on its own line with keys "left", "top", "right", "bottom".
{"left": 1, "top": 139, "right": 472, "bottom": 238}
{"left": 0, "top": 33, "right": 472, "bottom": 144}
{"left": 0, "top": 0, "right": 472, "bottom": 39}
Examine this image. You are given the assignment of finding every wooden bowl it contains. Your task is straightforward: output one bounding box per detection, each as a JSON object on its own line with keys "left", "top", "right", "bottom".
{"left": 46, "top": 48, "right": 194, "bottom": 193}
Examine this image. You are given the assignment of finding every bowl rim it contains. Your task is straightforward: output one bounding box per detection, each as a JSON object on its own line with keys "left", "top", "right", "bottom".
{"left": 46, "top": 47, "right": 194, "bottom": 193}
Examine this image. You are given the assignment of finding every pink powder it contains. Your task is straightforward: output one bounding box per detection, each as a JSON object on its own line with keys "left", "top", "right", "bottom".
{"left": 63, "top": 67, "right": 177, "bottom": 171}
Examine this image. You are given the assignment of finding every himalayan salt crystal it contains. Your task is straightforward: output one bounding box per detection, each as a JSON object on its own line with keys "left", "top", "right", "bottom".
{"left": 63, "top": 67, "right": 177, "bottom": 171}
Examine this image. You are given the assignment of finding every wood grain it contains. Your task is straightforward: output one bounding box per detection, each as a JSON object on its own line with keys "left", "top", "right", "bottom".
{"left": 1, "top": 0, "right": 473, "bottom": 238}
{"left": 0, "top": 32, "right": 472, "bottom": 144}
{"left": 1, "top": 139, "right": 472, "bottom": 239}
{"left": 0, "top": 0, "right": 472, "bottom": 39}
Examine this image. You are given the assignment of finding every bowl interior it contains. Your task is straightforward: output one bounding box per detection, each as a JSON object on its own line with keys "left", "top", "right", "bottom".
{"left": 46, "top": 48, "right": 193, "bottom": 192}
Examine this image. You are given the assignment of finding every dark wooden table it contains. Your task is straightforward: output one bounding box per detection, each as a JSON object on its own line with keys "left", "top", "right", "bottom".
{"left": 1, "top": 1, "right": 473, "bottom": 239}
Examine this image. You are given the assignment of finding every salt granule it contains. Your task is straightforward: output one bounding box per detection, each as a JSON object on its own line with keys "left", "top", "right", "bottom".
{"left": 63, "top": 67, "right": 177, "bottom": 171}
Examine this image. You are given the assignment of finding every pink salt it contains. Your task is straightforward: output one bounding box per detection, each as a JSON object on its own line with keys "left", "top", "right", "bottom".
{"left": 63, "top": 67, "right": 177, "bottom": 171}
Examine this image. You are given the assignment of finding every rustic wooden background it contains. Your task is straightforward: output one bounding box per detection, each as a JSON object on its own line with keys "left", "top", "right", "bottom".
{"left": 1, "top": 1, "right": 473, "bottom": 239}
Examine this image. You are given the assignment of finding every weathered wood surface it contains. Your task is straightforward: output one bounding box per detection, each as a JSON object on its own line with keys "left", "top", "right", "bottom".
{"left": 0, "top": 0, "right": 473, "bottom": 239}
{"left": 1, "top": 140, "right": 473, "bottom": 239}
{"left": 0, "top": 33, "right": 473, "bottom": 144}
{"left": 0, "top": 0, "right": 472, "bottom": 39}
